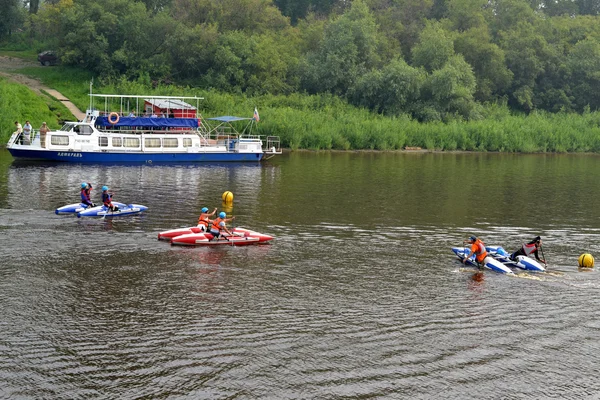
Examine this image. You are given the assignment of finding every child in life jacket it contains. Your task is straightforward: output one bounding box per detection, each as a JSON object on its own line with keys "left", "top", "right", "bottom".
{"left": 80, "top": 182, "right": 95, "bottom": 207}
{"left": 197, "top": 207, "right": 217, "bottom": 231}
{"left": 209, "top": 212, "right": 235, "bottom": 240}
{"left": 101, "top": 186, "right": 119, "bottom": 212}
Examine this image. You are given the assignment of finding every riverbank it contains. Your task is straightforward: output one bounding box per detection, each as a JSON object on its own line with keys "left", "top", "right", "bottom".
{"left": 2, "top": 54, "right": 600, "bottom": 153}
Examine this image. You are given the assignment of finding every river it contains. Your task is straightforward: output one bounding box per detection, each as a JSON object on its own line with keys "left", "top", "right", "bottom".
{"left": 1, "top": 148, "right": 600, "bottom": 399}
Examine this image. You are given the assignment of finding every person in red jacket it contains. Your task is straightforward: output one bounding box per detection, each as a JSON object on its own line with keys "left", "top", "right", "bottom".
{"left": 510, "top": 236, "right": 545, "bottom": 265}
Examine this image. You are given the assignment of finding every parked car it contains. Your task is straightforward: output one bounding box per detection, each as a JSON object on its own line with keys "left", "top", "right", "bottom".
{"left": 38, "top": 51, "right": 58, "bottom": 66}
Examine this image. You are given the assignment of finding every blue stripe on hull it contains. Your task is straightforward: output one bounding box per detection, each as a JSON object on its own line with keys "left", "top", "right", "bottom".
{"left": 8, "top": 149, "right": 263, "bottom": 163}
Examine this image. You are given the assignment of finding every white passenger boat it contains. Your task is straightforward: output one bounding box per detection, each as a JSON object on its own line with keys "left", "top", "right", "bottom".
{"left": 7, "top": 93, "right": 281, "bottom": 163}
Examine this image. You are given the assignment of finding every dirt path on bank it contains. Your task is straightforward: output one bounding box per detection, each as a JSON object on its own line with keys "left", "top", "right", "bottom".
{"left": 0, "top": 56, "right": 86, "bottom": 121}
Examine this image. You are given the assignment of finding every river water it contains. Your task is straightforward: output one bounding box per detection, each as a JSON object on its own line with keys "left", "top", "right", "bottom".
{"left": 1, "top": 148, "right": 600, "bottom": 399}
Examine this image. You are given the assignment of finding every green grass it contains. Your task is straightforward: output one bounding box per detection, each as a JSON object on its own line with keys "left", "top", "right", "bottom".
{"left": 0, "top": 76, "right": 72, "bottom": 141}
{"left": 0, "top": 49, "right": 39, "bottom": 62}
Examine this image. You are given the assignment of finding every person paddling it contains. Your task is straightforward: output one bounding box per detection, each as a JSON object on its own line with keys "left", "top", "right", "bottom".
{"left": 463, "top": 236, "right": 491, "bottom": 269}
{"left": 209, "top": 211, "right": 235, "bottom": 241}
{"left": 510, "top": 236, "right": 545, "bottom": 265}
{"left": 80, "top": 182, "right": 95, "bottom": 207}
{"left": 101, "top": 186, "right": 119, "bottom": 212}
{"left": 197, "top": 207, "right": 217, "bottom": 232}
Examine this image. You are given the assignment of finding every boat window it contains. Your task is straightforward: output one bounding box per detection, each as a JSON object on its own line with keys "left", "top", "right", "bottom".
{"left": 50, "top": 135, "right": 69, "bottom": 146}
{"left": 183, "top": 138, "right": 192, "bottom": 147}
{"left": 145, "top": 138, "right": 161, "bottom": 148}
{"left": 98, "top": 137, "right": 108, "bottom": 147}
{"left": 60, "top": 124, "right": 72, "bottom": 132}
{"left": 77, "top": 125, "right": 93, "bottom": 135}
{"left": 123, "top": 137, "right": 140, "bottom": 148}
{"left": 163, "top": 138, "right": 178, "bottom": 148}
{"left": 112, "top": 137, "right": 122, "bottom": 147}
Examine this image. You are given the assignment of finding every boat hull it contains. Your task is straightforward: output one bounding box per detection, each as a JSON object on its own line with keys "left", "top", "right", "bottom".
{"left": 166, "top": 227, "right": 273, "bottom": 246}
{"left": 171, "top": 233, "right": 262, "bottom": 246}
{"left": 77, "top": 204, "right": 148, "bottom": 218}
{"left": 486, "top": 246, "right": 546, "bottom": 272}
{"left": 8, "top": 148, "right": 263, "bottom": 163}
{"left": 55, "top": 202, "right": 127, "bottom": 215}
{"left": 452, "top": 247, "right": 514, "bottom": 274}
{"left": 158, "top": 226, "right": 202, "bottom": 240}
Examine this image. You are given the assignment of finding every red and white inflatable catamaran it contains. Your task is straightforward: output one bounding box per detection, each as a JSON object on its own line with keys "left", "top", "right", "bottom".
{"left": 158, "top": 226, "right": 274, "bottom": 246}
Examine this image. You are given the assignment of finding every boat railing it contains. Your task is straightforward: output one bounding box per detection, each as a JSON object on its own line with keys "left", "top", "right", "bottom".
{"left": 265, "top": 136, "right": 282, "bottom": 154}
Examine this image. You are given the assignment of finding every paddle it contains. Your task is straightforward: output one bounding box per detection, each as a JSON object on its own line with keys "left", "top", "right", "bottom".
{"left": 102, "top": 205, "right": 112, "bottom": 220}
{"left": 540, "top": 245, "right": 548, "bottom": 267}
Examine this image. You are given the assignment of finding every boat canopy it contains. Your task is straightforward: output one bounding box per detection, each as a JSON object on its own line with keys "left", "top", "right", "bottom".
{"left": 95, "top": 116, "right": 199, "bottom": 128}
{"left": 206, "top": 116, "right": 253, "bottom": 123}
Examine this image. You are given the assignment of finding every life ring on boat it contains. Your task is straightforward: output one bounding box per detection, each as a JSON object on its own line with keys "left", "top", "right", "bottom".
{"left": 107, "top": 112, "right": 120, "bottom": 125}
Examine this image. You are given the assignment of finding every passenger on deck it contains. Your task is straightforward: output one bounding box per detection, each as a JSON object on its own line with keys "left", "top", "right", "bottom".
{"left": 39, "top": 122, "right": 49, "bottom": 148}
{"left": 463, "top": 236, "right": 490, "bottom": 268}
{"left": 209, "top": 212, "right": 235, "bottom": 240}
{"left": 128, "top": 110, "right": 136, "bottom": 117}
{"left": 14, "top": 121, "right": 23, "bottom": 143}
{"left": 80, "top": 182, "right": 95, "bottom": 207}
{"left": 510, "top": 236, "right": 545, "bottom": 264}
{"left": 197, "top": 207, "right": 217, "bottom": 231}
{"left": 101, "top": 186, "right": 119, "bottom": 212}
{"left": 22, "top": 121, "right": 32, "bottom": 145}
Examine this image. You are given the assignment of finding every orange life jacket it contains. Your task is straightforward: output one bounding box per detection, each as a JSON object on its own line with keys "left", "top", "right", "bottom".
{"left": 471, "top": 239, "right": 488, "bottom": 263}
{"left": 211, "top": 217, "right": 224, "bottom": 232}
{"left": 198, "top": 214, "right": 210, "bottom": 227}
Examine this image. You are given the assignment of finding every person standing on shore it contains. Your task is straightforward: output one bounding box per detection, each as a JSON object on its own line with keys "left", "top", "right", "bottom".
{"left": 39, "top": 122, "right": 49, "bottom": 148}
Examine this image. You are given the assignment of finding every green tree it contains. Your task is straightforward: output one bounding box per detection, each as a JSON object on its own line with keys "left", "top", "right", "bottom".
{"left": 454, "top": 26, "right": 513, "bottom": 101}
{"left": 567, "top": 39, "right": 600, "bottom": 111}
{"left": 497, "top": 21, "right": 551, "bottom": 111}
{"left": 411, "top": 21, "right": 454, "bottom": 72}
{"left": 350, "top": 57, "right": 425, "bottom": 116}
{"left": 172, "top": 0, "right": 289, "bottom": 33}
{"left": 300, "top": 0, "right": 380, "bottom": 96}
{"left": 0, "top": 0, "right": 24, "bottom": 38}
{"left": 421, "top": 54, "right": 478, "bottom": 120}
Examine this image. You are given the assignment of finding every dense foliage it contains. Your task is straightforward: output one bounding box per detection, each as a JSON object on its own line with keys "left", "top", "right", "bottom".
{"left": 1, "top": 0, "right": 600, "bottom": 123}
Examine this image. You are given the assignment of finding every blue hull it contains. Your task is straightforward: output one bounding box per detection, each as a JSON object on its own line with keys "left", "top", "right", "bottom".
{"left": 8, "top": 149, "right": 263, "bottom": 163}
{"left": 77, "top": 204, "right": 148, "bottom": 218}
{"left": 55, "top": 202, "right": 127, "bottom": 214}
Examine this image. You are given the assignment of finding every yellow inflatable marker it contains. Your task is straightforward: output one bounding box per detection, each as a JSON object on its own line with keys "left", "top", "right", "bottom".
{"left": 222, "top": 191, "right": 234, "bottom": 203}
{"left": 578, "top": 253, "right": 594, "bottom": 268}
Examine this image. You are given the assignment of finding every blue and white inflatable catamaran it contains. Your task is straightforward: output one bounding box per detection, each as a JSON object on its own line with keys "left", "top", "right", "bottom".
{"left": 452, "top": 245, "right": 546, "bottom": 274}
{"left": 7, "top": 91, "right": 281, "bottom": 163}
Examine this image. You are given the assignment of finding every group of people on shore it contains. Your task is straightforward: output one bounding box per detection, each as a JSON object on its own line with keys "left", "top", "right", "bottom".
{"left": 197, "top": 207, "right": 235, "bottom": 241}
{"left": 14, "top": 120, "right": 49, "bottom": 147}
{"left": 463, "top": 235, "right": 545, "bottom": 267}
{"left": 80, "top": 182, "right": 119, "bottom": 212}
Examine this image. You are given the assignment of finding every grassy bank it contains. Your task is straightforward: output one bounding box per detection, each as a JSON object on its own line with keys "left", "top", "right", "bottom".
{"left": 2, "top": 63, "right": 600, "bottom": 152}
{"left": 0, "top": 76, "right": 72, "bottom": 138}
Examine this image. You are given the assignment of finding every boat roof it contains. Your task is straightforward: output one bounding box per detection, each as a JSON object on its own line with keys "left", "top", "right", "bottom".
{"left": 206, "top": 116, "right": 253, "bottom": 123}
{"left": 89, "top": 94, "right": 203, "bottom": 100}
{"left": 145, "top": 99, "right": 196, "bottom": 110}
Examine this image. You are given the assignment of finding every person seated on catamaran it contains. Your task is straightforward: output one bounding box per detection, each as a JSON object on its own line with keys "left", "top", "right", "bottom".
{"left": 80, "top": 182, "right": 95, "bottom": 207}
{"left": 101, "top": 186, "right": 119, "bottom": 212}
{"left": 209, "top": 212, "right": 235, "bottom": 240}
{"left": 462, "top": 236, "right": 490, "bottom": 268}
{"left": 510, "top": 236, "right": 545, "bottom": 264}
{"left": 197, "top": 207, "right": 217, "bottom": 231}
